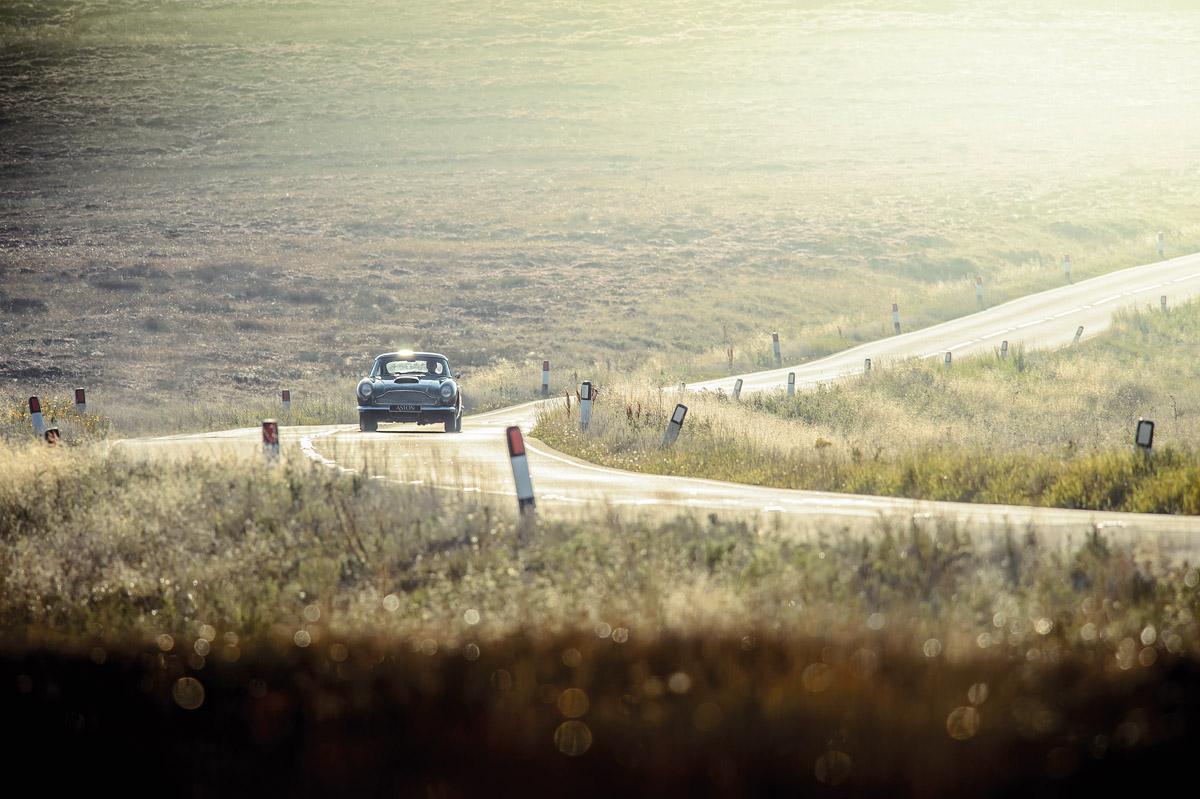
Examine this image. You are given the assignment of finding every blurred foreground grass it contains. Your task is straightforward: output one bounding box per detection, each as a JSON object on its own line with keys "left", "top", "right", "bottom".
{"left": 2, "top": 440, "right": 1199, "bottom": 792}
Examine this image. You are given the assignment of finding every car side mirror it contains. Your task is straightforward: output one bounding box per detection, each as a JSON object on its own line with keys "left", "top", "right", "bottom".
{"left": 455, "top": 372, "right": 462, "bottom": 379}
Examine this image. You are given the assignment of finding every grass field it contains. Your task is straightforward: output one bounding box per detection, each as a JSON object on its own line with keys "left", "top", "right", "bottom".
{"left": 4, "top": 2, "right": 1200, "bottom": 791}
{"left": 535, "top": 298, "right": 1200, "bottom": 513}
{"left": 2, "top": 439, "right": 1198, "bottom": 792}
{"left": 4, "top": 1, "right": 1200, "bottom": 434}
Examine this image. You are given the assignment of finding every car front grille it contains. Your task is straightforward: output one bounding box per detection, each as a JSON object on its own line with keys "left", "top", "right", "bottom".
{"left": 375, "top": 389, "right": 435, "bottom": 405}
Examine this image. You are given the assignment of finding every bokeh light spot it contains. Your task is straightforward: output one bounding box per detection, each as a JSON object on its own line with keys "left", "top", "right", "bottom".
{"left": 814, "top": 751, "right": 852, "bottom": 786}
{"left": 194, "top": 638, "right": 210, "bottom": 656}
{"left": 947, "top": 706, "right": 981, "bottom": 740}
{"left": 172, "top": 677, "right": 205, "bottom": 710}
{"left": 595, "top": 622, "right": 611, "bottom": 639}
{"left": 464, "top": 608, "right": 480, "bottom": 625}
{"left": 1035, "top": 618, "right": 1053, "bottom": 635}
{"left": 329, "top": 643, "right": 348, "bottom": 663}
{"left": 968, "top": 682, "right": 989, "bottom": 705}
{"left": 923, "top": 638, "right": 942, "bottom": 658}
{"left": 1140, "top": 625, "right": 1157, "bottom": 646}
{"left": 382, "top": 594, "right": 400, "bottom": 612}
{"left": 303, "top": 604, "right": 320, "bottom": 622}
{"left": 693, "top": 702, "right": 723, "bottom": 732}
{"left": 157, "top": 634, "right": 174, "bottom": 652}
{"left": 562, "top": 648, "right": 582, "bottom": 668}
{"left": 554, "top": 720, "right": 592, "bottom": 757}
{"left": 558, "top": 688, "right": 590, "bottom": 718}
{"left": 611, "top": 627, "right": 629, "bottom": 643}
{"left": 867, "top": 612, "right": 885, "bottom": 631}
{"left": 667, "top": 672, "right": 692, "bottom": 695}
{"left": 464, "top": 643, "right": 480, "bottom": 661}
{"left": 421, "top": 638, "right": 438, "bottom": 656}
{"left": 802, "top": 663, "right": 833, "bottom": 693}
{"left": 294, "top": 630, "right": 311, "bottom": 648}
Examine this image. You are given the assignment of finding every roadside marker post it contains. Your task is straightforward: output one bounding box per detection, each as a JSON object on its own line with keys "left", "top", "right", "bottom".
{"left": 1161, "top": 295, "right": 1168, "bottom": 314}
{"left": 1135, "top": 418, "right": 1155, "bottom": 458}
{"left": 864, "top": 358, "right": 871, "bottom": 376}
{"left": 1064, "top": 254, "right": 1071, "bottom": 283}
{"left": 661, "top": 404, "right": 688, "bottom": 448}
{"left": 1001, "top": 340, "right": 1008, "bottom": 359}
{"left": 944, "top": 352, "right": 952, "bottom": 368}
{"left": 787, "top": 372, "right": 795, "bottom": 396}
{"left": 29, "top": 397, "right": 45, "bottom": 437}
{"left": 1158, "top": 231, "right": 1165, "bottom": 259}
{"left": 579, "top": 381, "right": 593, "bottom": 430}
{"left": 74, "top": 388, "right": 86, "bottom": 414}
{"left": 732, "top": 378, "right": 743, "bottom": 400}
{"left": 892, "top": 303, "right": 901, "bottom": 335}
{"left": 772, "top": 332, "right": 782, "bottom": 368}
{"left": 281, "top": 390, "right": 291, "bottom": 412}
{"left": 541, "top": 361, "right": 549, "bottom": 397}
{"left": 1074, "top": 325, "right": 1084, "bottom": 344}
{"left": 505, "top": 426, "right": 536, "bottom": 515}
{"left": 976, "top": 276, "right": 983, "bottom": 306}
{"left": 262, "top": 419, "right": 280, "bottom": 460}
{"left": 44, "top": 428, "right": 61, "bottom": 446}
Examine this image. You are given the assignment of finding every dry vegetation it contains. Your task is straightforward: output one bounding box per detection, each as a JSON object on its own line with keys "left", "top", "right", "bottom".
{"left": 2, "top": 440, "right": 1199, "bottom": 793}
{"left": 535, "top": 298, "right": 1200, "bottom": 513}
{"left": 4, "top": 1, "right": 1200, "bottom": 792}
{"left": 3, "top": 1, "right": 1200, "bottom": 433}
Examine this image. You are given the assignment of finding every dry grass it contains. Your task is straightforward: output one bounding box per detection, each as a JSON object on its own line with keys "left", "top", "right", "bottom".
{"left": 535, "top": 299, "right": 1200, "bottom": 512}
{"left": 2, "top": 438, "right": 1199, "bottom": 792}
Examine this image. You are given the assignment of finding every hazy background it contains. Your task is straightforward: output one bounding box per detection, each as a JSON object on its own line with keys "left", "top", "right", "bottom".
{"left": 2, "top": 0, "right": 1199, "bottom": 404}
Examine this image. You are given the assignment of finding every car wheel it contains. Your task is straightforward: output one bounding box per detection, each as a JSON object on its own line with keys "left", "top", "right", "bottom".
{"left": 360, "top": 412, "right": 378, "bottom": 433}
{"left": 444, "top": 415, "right": 457, "bottom": 433}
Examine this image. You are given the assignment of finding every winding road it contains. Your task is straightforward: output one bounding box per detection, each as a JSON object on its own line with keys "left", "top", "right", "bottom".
{"left": 126, "top": 252, "right": 1200, "bottom": 554}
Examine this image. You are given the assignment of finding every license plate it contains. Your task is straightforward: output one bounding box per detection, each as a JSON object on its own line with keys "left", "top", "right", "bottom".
{"left": 391, "top": 404, "right": 419, "bottom": 413}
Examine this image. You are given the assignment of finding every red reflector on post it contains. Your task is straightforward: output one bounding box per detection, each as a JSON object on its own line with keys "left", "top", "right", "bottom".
{"left": 282, "top": 390, "right": 290, "bottom": 402}
{"left": 29, "top": 396, "right": 40, "bottom": 414}
{"left": 506, "top": 426, "right": 525, "bottom": 457}
{"left": 75, "top": 388, "right": 85, "bottom": 405}
{"left": 542, "top": 361, "right": 549, "bottom": 371}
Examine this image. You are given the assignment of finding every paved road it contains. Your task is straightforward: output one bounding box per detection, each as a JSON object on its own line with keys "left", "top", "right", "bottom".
{"left": 123, "top": 253, "right": 1200, "bottom": 554}
{"left": 692, "top": 251, "right": 1200, "bottom": 395}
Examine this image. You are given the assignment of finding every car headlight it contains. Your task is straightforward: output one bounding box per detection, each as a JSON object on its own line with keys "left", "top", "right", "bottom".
{"left": 439, "top": 382, "right": 456, "bottom": 400}
{"left": 357, "top": 381, "right": 373, "bottom": 400}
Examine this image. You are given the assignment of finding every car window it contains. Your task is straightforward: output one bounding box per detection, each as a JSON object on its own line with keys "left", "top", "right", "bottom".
{"left": 377, "top": 358, "right": 449, "bottom": 377}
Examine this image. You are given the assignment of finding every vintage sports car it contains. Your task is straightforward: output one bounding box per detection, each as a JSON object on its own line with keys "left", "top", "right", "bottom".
{"left": 356, "top": 351, "right": 463, "bottom": 433}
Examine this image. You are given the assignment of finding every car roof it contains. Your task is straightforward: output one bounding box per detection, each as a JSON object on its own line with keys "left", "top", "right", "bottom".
{"left": 375, "top": 351, "right": 447, "bottom": 360}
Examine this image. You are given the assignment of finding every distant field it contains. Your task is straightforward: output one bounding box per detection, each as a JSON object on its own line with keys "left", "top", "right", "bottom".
{"left": 3, "top": 1, "right": 1200, "bottom": 433}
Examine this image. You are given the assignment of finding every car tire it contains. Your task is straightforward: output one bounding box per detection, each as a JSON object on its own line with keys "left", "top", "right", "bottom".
{"left": 360, "top": 412, "right": 378, "bottom": 433}
{"left": 444, "top": 414, "right": 457, "bottom": 433}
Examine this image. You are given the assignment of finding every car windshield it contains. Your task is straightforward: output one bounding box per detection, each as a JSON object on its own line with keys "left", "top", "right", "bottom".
{"left": 376, "top": 357, "right": 448, "bottom": 378}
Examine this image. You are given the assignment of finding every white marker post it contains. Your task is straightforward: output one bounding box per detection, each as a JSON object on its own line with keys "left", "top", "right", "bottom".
{"left": 541, "top": 360, "right": 549, "bottom": 397}
{"left": 74, "top": 388, "right": 86, "bottom": 414}
{"left": 506, "top": 426, "right": 536, "bottom": 515}
{"left": 892, "top": 303, "right": 901, "bottom": 335}
{"left": 976, "top": 276, "right": 983, "bottom": 306}
{"left": 29, "top": 397, "right": 45, "bottom": 437}
{"left": 864, "top": 357, "right": 871, "bottom": 376}
{"left": 281, "top": 390, "right": 291, "bottom": 412}
{"left": 1161, "top": 295, "right": 1168, "bottom": 314}
{"left": 679, "top": 381, "right": 686, "bottom": 393}
{"left": 1064, "top": 254, "right": 1071, "bottom": 283}
{"left": 1158, "top": 231, "right": 1165, "bottom": 259}
{"left": 1135, "top": 418, "right": 1155, "bottom": 457}
{"left": 772, "top": 332, "right": 782, "bottom": 368}
{"left": 661, "top": 404, "right": 688, "bottom": 448}
{"left": 262, "top": 419, "right": 280, "bottom": 460}
{"left": 1074, "top": 325, "right": 1084, "bottom": 344}
{"left": 1000, "top": 340, "right": 1008, "bottom": 359}
{"left": 944, "top": 352, "right": 952, "bottom": 368}
{"left": 732, "top": 378, "right": 743, "bottom": 400}
{"left": 787, "top": 372, "right": 796, "bottom": 396}
{"left": 579, "top": 381, "right": 593, "bottom": 430}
